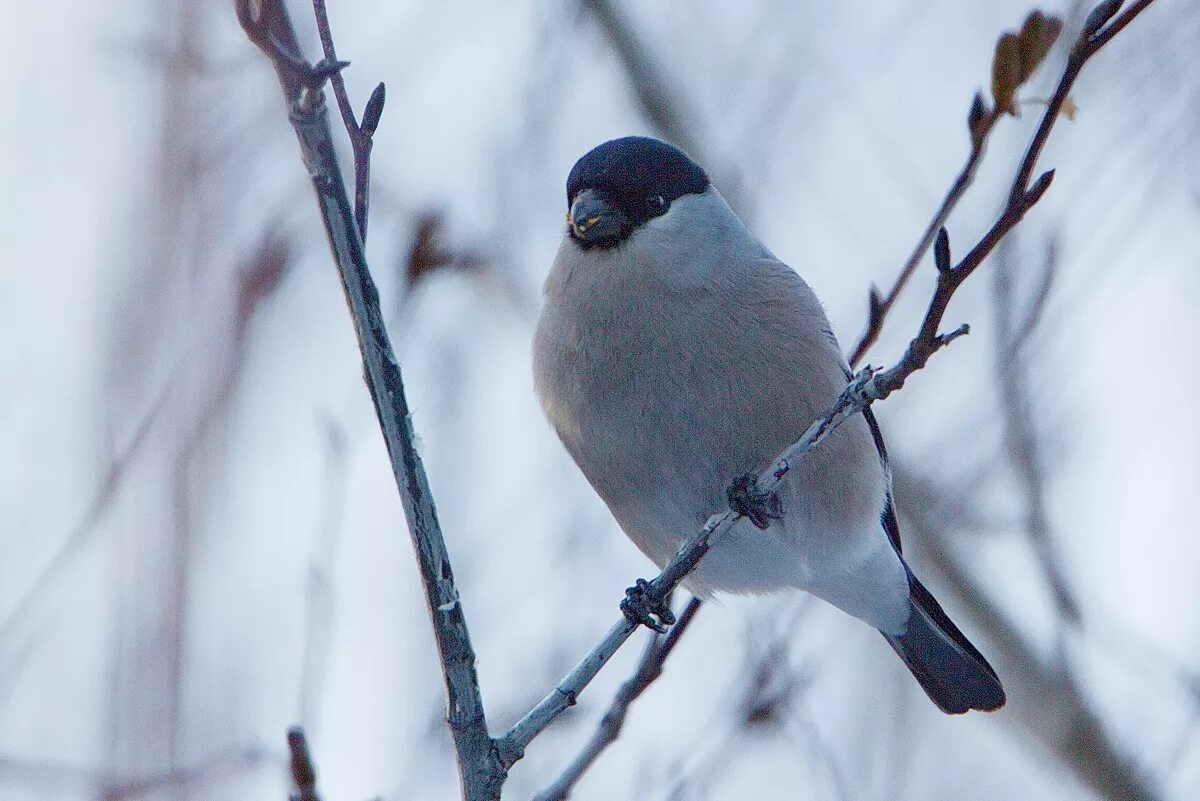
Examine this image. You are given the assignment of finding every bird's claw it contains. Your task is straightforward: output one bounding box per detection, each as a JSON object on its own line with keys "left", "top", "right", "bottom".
{"left": 727, "top": 473, "right": 784, "bottom": 530}
{"left": 620, "top": 579, "right": 675, "bottom": 633}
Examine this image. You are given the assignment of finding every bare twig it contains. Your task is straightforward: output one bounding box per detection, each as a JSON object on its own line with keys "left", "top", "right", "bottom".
{"left": 311, "top": 0, "right": 384, "bottom": 241}
{"left": 498, "top": 331, "right": 970, "bottom": 764}
{"left": 237, "top": 4, "right": 501, "bottom": 800}
{"left": 849, "top": 1, "right": 1158, "bottom": 367}
{"left": 584, "top": 0, "right": 702, "bottom": 171}
{"left": 0, "top": 745, "right": 268, "bottom": 800}
{"left": 848, "top": 97, "right": 999, "bottom": 368}
{"left": 298, "top": 417, "right": 349, "bottom": 728}
{"left": 532, "top": 598, "right": 703, "bottom": 801}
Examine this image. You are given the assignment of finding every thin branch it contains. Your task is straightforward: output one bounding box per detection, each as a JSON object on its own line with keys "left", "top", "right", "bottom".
{"left": 499, "top": 331, "right": 970, "bottom": 765}
{"left": 106, "top": 746, "right": 271, "bottom": 801}
{"left": 848, "top": 97, "right": 999, "bottom": 368}
{"left": 849, "top": 0, "right": 1159, "bottom": 367}
{"left": 584, "top": 0, "right": 701, "bottom": 170}
{"left": 0, "top": 746, "right": 268, "bottom": 799}
{"left": 532, "top": 598, "right": 703, "bottom": 801}
{"left": 311, "top": 0, "right": 384, "bottom": 241}
{"left": 298, "top": 417, "right": 349, "bottom": 729}
{"left": 237, "top": 4, "right": 500, "bottom": 800}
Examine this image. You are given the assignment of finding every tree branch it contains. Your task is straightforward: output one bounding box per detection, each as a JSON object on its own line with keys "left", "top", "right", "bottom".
{"left": 311, "top": 0, "right": 384, "bottom": 242}
{"left": 531, "top": 597, "right": 703, "bottom": 801}
{"left": 849, "top": 1, "right": 1158, "bottom": 367}
{"left": 848, "top": 96, "right": 998, "bottom": 368}
{"left": 498, "top": 327, "right": 970, "bottom": 766}
{"left": 236, "top": 3, "right": 501, "bottom": 799}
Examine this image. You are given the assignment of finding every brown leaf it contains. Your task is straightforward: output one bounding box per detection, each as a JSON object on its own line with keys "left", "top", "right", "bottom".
{"left": 991, "top": 11, "right": 1063, "bottom": 117}
{"left": 1060, "top": 95, "right": 1079, "bottom": 121}
{"left": 992, "top": 32, "right": 1022, "bottom": 115}
{"left": 1016, "top": 11, "right": 1063, "bottom": 83}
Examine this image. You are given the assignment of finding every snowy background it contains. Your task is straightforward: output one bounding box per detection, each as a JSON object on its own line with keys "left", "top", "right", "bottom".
{"left": 2, "top": 1, "right": 1198, "bottom": 800}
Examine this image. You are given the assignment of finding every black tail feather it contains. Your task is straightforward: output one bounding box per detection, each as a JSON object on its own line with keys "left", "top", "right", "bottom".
{"left": 883, "top": 571, "right": 1006, "bottom": 714}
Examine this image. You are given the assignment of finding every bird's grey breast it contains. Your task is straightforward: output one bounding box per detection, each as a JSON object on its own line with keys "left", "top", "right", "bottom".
{"left": 534, "top": 243, "right": 717, "bottom": 514}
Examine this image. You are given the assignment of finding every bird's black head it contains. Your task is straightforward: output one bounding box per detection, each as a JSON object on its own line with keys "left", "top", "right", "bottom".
{"left": 565, "top": 136, "right": 710, "bottom": 249}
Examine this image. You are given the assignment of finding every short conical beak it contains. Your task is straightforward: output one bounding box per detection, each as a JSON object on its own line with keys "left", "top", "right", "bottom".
{"left": 569, "top": 189, "right": 628, "bottom": 244}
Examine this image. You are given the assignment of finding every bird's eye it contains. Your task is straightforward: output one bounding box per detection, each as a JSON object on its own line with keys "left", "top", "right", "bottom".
{"left": 645, "top": 195, "right": 668, "bottom": 216}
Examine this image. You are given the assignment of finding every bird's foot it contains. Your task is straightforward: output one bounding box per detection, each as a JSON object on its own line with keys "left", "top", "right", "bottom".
{"left": 620, "top": 579, "right": 675, "bottom": 633}
{"left": 727, "top": 473, "right": 784, "bottom": 530}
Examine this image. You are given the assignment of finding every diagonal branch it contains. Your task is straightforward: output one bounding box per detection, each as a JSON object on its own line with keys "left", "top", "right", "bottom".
{"left": 236, "top": 3, "right": 500, "bottom": 799}
{"left": 848, "top": 96, "right": 999, "bottom": 368}
{"left": 850, "top": 0, "right": 1158, "bottom": 367}
{"left": 585, "top": 0, "right": 747, "bottom": 216}
{"left": 311, "top": 0, "right": 385, "bottom": 242}
{"left": 498, "top": 326, "right": 971, "bottom": 765}
{"left": 0, "top": 377, "right": 171, "bottom": 659}
{"left": 531, "top": 597, "right": 703, "bottom": 801}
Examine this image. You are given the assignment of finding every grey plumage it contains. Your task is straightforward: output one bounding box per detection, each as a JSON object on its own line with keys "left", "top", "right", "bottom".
{"left": 533, "top": 136, "right": 1004, "bottom": 714}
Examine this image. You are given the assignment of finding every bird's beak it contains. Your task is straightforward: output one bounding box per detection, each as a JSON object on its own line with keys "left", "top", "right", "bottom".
{"left": 569, "top": 189, "right": 628, "bottom": 244}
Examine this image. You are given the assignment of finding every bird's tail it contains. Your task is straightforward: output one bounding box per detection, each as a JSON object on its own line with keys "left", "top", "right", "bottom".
{"left": 882, "top": 570, "right": 1006, "bottom": 714}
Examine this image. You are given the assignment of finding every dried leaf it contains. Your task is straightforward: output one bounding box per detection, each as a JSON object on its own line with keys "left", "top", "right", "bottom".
{"left": 992, "top": 32, "right": 1022, "bottom": 115}
{"left": 1060, "top": 95, "right": 1079, "bottom": 121}
{"left": 1016, "top": 11, "right": 1063, "bottom": 83}
{"left": 991, "top": 11, "right": 1063, "bottom": 117}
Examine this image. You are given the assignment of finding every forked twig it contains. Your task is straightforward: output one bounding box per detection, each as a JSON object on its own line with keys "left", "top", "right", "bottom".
{"left": 311, "top": 0, "right": 385, "bottom": 242}
{"left": 849, "top": 2, "right": 1149, "bottom": 367}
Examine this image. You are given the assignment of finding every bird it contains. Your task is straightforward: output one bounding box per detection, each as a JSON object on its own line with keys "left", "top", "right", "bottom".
{"left": 531, "top": 136, "right": 1005, "bottom": 714}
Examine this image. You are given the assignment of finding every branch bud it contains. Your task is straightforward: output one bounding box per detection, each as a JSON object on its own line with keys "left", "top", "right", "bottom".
{"left": 1082, "top": 0, "right": 1123, "bottom": 41}
{"left": 1024, "top": 168, "right": 1056, "bottom": 206}
{"left": 934, "top": 227, "right": 952, "bottom": 273}
{"left": 868, "top": 285, "right": 884, "bottom": 324}
{"left": 361, "top": 82, "right": 386, "bottom": 136}
{"left": 967, "top": 91, "right": 990, "bottom": 148}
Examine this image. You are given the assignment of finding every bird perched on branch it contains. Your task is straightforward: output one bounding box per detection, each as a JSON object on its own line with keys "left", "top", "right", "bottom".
{"left": 532, "top": 136, "right": 1005, "bottom": 714}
